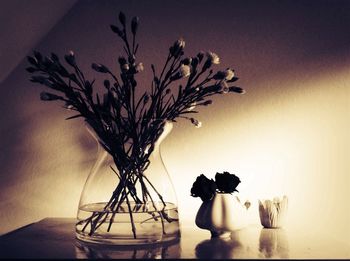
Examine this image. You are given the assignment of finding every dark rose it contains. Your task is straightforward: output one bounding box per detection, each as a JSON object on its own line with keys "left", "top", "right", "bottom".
{"left": 191, "top": 174, "right": 217, "bottom": 201}
{"left": 215, "top": 171, "right": 241, "bottom": 193}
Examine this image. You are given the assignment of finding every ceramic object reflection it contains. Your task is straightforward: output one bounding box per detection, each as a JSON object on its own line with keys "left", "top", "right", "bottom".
{"left": 195, "top": 226, "right": 259, "bottom": 259}
{"left": 195, "top": 193, "right": 251, "bottom": 238}
{"left": 259, "top": 195, "right": 288, "bottom": 228}
{"left": 259, "top": 228, "right": 289, "bottom": 258}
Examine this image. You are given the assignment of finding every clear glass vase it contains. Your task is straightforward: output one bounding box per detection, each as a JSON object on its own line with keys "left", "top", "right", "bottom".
{"left": 75, "top": 121, "right": 180, "bottom": 245}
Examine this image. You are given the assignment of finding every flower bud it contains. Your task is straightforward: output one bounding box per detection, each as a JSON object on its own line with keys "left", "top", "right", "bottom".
{"left": 104, "top": 79, "right": 110, "bottom": 89}
{"left": 190, "top": 118, "right": 202, "bottom": 128}
{"left": 118, "top": 11, "right": 126, "bottom": 27}
{"left": 202, "top": 100, "right": 212, "bottom": 106}
{"left": 213, "top": 71, "right": 226, "bottom": 80}
{"left": 27, "top": 56, "right": 38, "bottom": 66}
{"left": 135, "top": 62, "right": 144, "bottom": 72}
{"left": 179, "top": 64, "right": 191, "bottom": 78}
{"left": 118, "top": 56, "right": 127, "bottom": 65}
{"left": 131, "top": 16, "right": 139, "bottom": 35}
{"left": 229, "top": 86, "right": 245, "bottom": 94}
{"left": 110, "top": 25, "right": 124, "bottom": 38}
{"left": 224, "top": 68, "right": 235, "bottom": 81}
{"left": 64, "top": 50, "right": 76, "bottom": 66}
{"left": 91, "top": 63, "right": 109, "bottom": 73}
{"left": 191, "top": 57, "right": 199, "bottom": 68}
{"left": 208, "top": 51, "right": 220, "bottom": 64}
{"left": 122, "top": 63, "right": 130, "bottom": 71}
{"left": 170, "top": 38, "right": 185, "bottom": 57}
{"left": 197, "top": 51, "right": 205, "bottom": 62}
{"left": 182, "top": 57, "right": 192, "bottom": 65}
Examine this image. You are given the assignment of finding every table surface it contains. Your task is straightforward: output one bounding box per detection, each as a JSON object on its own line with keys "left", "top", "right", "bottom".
{"left": 0, "top": 218, "right": 349, "bottom": 259}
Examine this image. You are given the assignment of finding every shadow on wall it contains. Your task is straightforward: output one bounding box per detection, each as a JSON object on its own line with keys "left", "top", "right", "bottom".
{"left": 0, "top": 0, "right": 78, "bottom": 83}
{"left": 0, "top": 0, "right": 349, "bottom": 236}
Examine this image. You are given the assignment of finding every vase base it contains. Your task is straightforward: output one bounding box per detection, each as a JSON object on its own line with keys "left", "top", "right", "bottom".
{"left": 76, "top": 202, "right": 180, "bottom": 246}
{"left": 76, "top": 231, "right": 181, "bottom": 246}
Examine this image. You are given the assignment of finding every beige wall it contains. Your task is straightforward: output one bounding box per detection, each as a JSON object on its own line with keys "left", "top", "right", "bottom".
{"left": 0, "top": 0, "right": 349, "bottom": 246}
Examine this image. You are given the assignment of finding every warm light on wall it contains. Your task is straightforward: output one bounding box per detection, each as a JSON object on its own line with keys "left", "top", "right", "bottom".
{"left": 163, "top": 65, "right": 349, "bottom": 245}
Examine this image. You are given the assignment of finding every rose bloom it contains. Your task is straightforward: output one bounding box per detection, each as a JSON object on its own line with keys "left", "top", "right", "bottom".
{"left": 207, "top": 51, "right": 220, "bottom": 65}
{"left": 225, "top": 69, "right": 234, "bottom": 81}
{"left": 180, "top": 64, "right": 191, "bottom": 77}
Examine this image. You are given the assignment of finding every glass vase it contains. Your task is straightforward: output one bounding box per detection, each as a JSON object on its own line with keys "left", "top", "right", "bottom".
{"left": 75, "top": 121, "right": 180, "bottom": 245}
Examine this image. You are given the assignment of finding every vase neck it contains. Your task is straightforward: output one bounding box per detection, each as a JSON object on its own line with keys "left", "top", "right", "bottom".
{"left": 85, "top": 120, "right": 173, "bottom": 156}
{"left": 152, "top": 121, "right": 173, "bottom": 154}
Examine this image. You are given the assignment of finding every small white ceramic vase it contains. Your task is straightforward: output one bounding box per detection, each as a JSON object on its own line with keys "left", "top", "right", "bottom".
{"left": 195, "top": 193, "right": 250, "bottom": 238}
{"left": 258, "top": 195, "right": 288, "bottom": 228}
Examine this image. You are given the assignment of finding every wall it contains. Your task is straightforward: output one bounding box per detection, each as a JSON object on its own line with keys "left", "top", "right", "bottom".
{"left": 0, "top": 0, "right": 349, "bottom": 246}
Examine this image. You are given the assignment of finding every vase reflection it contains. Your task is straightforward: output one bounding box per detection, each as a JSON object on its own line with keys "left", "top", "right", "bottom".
{"left": 195, "top": 226, "right": 289, "bottom": 259}
{"left": 75, "top": 238, "right": 180, "bottom": 259}
{"left": 195, "top": 228, "right": 256, "bottom": 259}
{"left": 259, "top": 228, "right": 289, "bottom": 258}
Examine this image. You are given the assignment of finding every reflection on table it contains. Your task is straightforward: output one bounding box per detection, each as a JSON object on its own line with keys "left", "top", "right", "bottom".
{"left": 75, "top": 238, "right": 181, "bottom": 259}
{"left": 259, "top": 228, "right": 289, "bottom": 258}
{"left": 0, "top": 218, "right": 348, "bottom": 259}
{"left": 195, "top": 227, "right": 289, "bottom": 259}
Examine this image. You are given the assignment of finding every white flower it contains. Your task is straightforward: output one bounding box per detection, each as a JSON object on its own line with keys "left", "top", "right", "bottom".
{"left": 207, "top": 51, "right": 220, "bottom": 65}
{"left": 224, "top": 69, "right": 235, "bottom": 81}
{"left": 135, "top": 62, "right": 144, "bottom": 72}
{"left": 190, "top": 118, "right": 202, "bottom": 128}
{"left": 122, "top": 63, "right": 130, "bottom": 71}
{"left": 259, "top": 196, "right": 288, "bottom": 228}
{"left": 179, "top": 64, "right": 191, "bottom": 78}
{"left": 170, "top": 38, "right": 186, "bottom": 57}
{"left": 176, "top": 38, "right": 186, "bottom": 49}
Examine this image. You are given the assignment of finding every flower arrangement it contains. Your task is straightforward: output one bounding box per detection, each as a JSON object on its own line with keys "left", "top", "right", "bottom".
{"left": 26, "top": 11, "right": 244, "bottom": 239}
{"left": 190, "top": 171, "right": 241, "bottom": 201}
{"left": 191, "top": 172, "right": 252, "bottom": 236}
